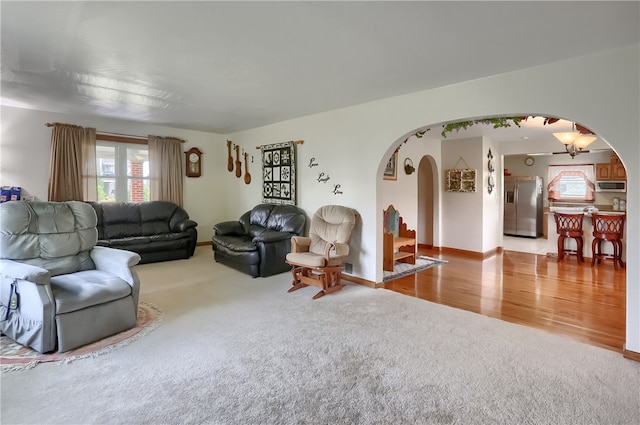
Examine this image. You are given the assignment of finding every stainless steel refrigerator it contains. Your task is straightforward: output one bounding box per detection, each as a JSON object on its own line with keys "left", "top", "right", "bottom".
{"left": 504, "top": 176, "right": 543, "bottom": 238}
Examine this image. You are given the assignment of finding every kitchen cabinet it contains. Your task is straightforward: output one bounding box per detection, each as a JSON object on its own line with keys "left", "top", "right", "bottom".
{"left": 596, "top": 154, "right": 626, "bottom": 181}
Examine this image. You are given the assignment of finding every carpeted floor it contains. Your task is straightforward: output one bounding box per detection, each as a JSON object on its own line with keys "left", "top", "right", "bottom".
{"left": 1, "top": 302, "right": 163, "bottom": 372}
{"left": 1, "top": 246, "right": 639, "bottom": 424}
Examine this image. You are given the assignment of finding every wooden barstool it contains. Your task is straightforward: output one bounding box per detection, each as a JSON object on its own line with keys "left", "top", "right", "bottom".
{"left": 591, "top": 213, "right": 626, "bottom": 270}
{"left": 554, "top": 212, "right": 585, "bottom": 263}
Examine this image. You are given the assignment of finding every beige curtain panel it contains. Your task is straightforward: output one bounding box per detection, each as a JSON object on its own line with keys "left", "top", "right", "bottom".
{"left": 148, "top": 135, "right": 184, "bottom": 206}
{"left": 47, "top": 123, "right": 96, "bottom": 201}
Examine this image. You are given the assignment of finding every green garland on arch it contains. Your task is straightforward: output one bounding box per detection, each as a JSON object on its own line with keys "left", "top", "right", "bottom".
{"left": 441, "top": 117, "right": 526, "bottom": 138}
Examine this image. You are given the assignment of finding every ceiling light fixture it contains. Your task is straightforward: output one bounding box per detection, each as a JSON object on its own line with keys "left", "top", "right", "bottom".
{"left": 553, "top": 122, "right": 596, "bottom": 159}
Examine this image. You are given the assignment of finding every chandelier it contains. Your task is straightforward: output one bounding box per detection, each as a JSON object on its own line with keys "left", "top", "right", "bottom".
{"left": 553, "top": 122, "right": 596, "bottom": 159}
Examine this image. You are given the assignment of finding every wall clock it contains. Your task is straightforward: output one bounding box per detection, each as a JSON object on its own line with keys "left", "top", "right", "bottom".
{"left": 185, "top": 147, "right": 203, "bottom": 177}
{"left": 525, "top": 157, "right": 535, "bottom": 166}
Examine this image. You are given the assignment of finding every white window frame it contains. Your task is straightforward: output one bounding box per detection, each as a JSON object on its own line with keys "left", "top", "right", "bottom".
{"left": 96, "top": 140, "right": 149, "bottom": 203}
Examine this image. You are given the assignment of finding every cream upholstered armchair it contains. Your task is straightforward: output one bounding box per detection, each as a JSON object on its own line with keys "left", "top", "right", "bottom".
{"left": 286, "top": 205, "right": 358, "bottom": 299}
{"left": 0, "top": 201, "right": 141, "bottom": 353}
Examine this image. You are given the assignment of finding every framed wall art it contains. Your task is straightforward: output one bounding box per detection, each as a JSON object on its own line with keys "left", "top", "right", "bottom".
{"left": 446, "top": 168, "right": 477, "bottom": 192}
{"left": 384, "top": 152, "right": 398, "bottom": 181}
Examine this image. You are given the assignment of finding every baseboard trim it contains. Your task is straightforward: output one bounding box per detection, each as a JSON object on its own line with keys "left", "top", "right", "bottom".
{"left": 623, "top": 346, "right": 640, "bottom": 362}
{"left": 341, "top": 273, "right": 377, "bottom": 288}
{"left": 437, "top": 246, "right": 497, "bottom": 259}
{"left": 196, "top": 241, "right": 213, "bottom": 247}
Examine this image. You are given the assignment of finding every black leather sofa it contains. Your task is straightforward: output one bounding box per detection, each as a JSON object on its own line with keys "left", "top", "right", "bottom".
{"left": 87, "top": 201, "right": 198, "bottom": 264}
{"left": 212, "top": 204, "right": 306, "bottom": 277}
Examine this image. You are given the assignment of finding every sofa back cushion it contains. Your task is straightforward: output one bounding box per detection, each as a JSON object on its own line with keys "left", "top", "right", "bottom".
{"left": 140, "top": 201, "right": 181, "bottom": 235}
{"left": 0, "top": 201, "right": 97, "bottom": 276}
{"left": 266, "top": 205, "right": 306, "bottom": 234}
{"left": 240, "top": 204, "right": 305, "bottom": 238}
{"left": 101, "top": 203, "right": 143, "bottom": 239}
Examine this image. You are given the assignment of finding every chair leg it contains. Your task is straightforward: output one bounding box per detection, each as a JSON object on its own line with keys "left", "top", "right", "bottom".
{"left": 557, "top": 235, "right": 565, "bottom": 262}
{"left": 616, "top": 240, "right": 625, "bottom": 269}
{"left": 612, "top": 240, "right": 622, "bottom": 271}
{"left": 591, "top": 239, "right": 599, "bottom": 267}
{"left": 576, "top": 237, "right": 584, "bottom": 263}
{"left": 287, "top": 266, "right": 308, "bottom": 293}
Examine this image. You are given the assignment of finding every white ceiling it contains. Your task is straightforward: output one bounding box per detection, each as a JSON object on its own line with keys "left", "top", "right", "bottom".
{"left": 2, "top": 1, "right": 639, "bottom": 140}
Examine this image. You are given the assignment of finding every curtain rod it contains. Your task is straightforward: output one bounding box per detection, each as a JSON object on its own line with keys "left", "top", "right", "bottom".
{"left": 45, "top": 122, "right": 145, "bottom": 139}
{"left": 45, "top": 123, "right": 185, "bottom": 143}
{"left": 255, "top": 140, "right": 304, "bottom": 150}
{"left": 97, "top": 131, "right": 148, "bottom": 140}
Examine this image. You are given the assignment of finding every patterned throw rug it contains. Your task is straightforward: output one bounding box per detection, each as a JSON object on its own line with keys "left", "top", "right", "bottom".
{"left": 383, "top": 255, "right": 448, "bottom": 282}
{"left": 0, "top": 301, "right": 163, "bottom": 373}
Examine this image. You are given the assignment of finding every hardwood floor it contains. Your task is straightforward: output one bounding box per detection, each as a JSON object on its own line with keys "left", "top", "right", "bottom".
{"left": 384, "top": 248, "right": 626, "bottom": 353}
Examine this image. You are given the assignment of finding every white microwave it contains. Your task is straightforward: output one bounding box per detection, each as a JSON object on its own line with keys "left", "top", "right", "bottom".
{"left": 595, "top": 180, "right": 626, "bottom": 192}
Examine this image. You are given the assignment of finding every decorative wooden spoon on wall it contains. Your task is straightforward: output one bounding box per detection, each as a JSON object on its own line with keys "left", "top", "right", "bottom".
{"left": 244, "top": 151, "right": 251, "bottom": 185}
{"left": 235, "top": 145, "right": 242, "bottom": 178}
{"left": 227, "top": 140, "right": 234, "bottom": 172}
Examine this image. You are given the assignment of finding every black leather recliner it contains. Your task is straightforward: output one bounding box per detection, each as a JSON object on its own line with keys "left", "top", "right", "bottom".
{"left": 212, "top": 204, "right": 306, "bottom": 277}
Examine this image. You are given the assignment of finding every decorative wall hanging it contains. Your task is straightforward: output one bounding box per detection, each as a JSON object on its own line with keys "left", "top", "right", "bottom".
{"left": 384, "top": 152, "right": 398, "bottom": 181}
{"left": 404, "top": 158, "right": 415, "bottom": 175}
{"left": 234, "top": 145, "right": 242, "bottom": 178}
{"left": 446, "top": 157, "right": 476, "bottom": 192}
{"left": 243, "top": 151, "right": 252, "bottom": 185}
{"left": 258, "top": 140, "right": 303, "bottom": 205}
{"left": 227, "top": 140, "right": 234, "bottom": 173}
{"left": 317, "top": 172, "right": 330, "bottom": 183}
{"left": 487, "top": 148, "right": 495, "bottom": 194}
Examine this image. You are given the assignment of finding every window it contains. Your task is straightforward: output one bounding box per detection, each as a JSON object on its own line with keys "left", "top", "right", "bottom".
{"left": 96, "top": 141, "right": 149, "bottom": 202}
{"left": 547, "top": 164, "right": 595, "bottom": 202}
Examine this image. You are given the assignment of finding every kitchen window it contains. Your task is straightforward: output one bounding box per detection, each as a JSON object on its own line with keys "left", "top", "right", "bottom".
{"left": 547, "top": 164, "right": 595, "bottom": 202}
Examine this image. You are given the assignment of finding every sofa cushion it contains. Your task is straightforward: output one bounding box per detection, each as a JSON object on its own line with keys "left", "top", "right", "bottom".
{"left": 113, "top": 238, "right": 192, "bottom": 254}
{"left": 51, "top": 270, "right": 132, "bottom": 314}
{"left": 247, "top": 204, "right": 275, "bottom": 228}
{"left": 148, "top": 233, "right": 191, "bottom": 242}
{"left": 266, "top": 205, "right": 307, "bottom": 233}
{"left": 101, "top": 203, "right": 143, "bottom": 239}
{"left": 109, "top": 236, "right": 151, "bottom": 246}
{"left": 140, "top": 201, "right": 176, "bottom": 235}
{"left": 213, "top": 235, "right": 257, "bottom": 252}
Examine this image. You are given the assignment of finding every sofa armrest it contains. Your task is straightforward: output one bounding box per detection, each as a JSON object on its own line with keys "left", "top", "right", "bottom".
{"left": 214, "top": 221, "right": 245, "bottom": 236}
{"left": 174, "top": 219, "right": 198, "bottom": 232}
{"left": 90, "top": 246, "right": 141, "bottom": 284}
{"left": 0, "top": 260, "right": 57, "bottom": 353}
{"left": 331, "top": 242, "right": 350, "bottom": 257}
{"left": 253, "top": 230, "right": 294, "bottom": 244}
{"left": 291, "top": 236, "right": 311, "bottom": 253}
{"left": 0, "top": 259, "right": 50, "bottom": 284}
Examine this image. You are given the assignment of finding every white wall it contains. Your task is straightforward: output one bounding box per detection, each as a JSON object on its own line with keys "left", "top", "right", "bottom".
{"left": 441, "top": 137, "right": 484, "bottom": 252}
{"left": 2, "top": 44, "right": 638, "bottom": 353}
{"left": 0, "top": 106, "right": 227, "bottom": 242}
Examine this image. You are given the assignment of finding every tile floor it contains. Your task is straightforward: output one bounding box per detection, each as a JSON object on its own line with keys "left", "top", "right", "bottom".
{"left": 502, "top": 235, "right": 549, "bottom": 255}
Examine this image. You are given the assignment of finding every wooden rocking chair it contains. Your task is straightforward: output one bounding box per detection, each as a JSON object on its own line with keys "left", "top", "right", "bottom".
{"left": 286, "top": 205, "right": 358, "bottom": 299}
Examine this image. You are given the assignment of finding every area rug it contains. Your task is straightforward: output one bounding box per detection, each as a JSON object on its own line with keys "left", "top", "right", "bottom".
{"left": 383, "top": 255, "right": 447, "bottom": 282}
{"left": 0, "top": 301, "right": 163, "bottom": 372}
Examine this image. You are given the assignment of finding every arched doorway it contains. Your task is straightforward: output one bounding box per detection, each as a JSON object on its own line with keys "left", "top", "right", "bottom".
{"left": 379, "top": 115, "right": 629, "bottom": 354}
{"left": 417, "top": 155, "right": 436, "bottom": 249}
